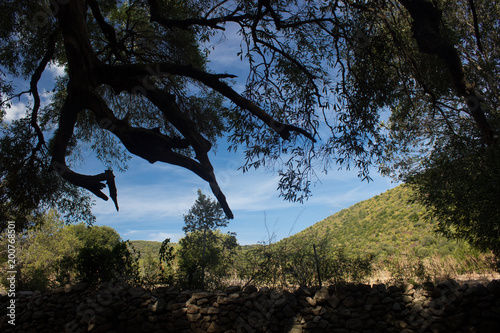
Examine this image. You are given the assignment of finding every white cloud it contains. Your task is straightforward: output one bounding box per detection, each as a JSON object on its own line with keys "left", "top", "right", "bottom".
{"left": 3, "top": 98, "right": 27, "bottom": 121}
{"left": 120, "top": 229, "right": 183, "bottom": 242}
{"left": 224, "top": 175, "right": 294, "bottom": 212}
{"left": 1, "top": 83, "right": 55, "bottom": 123}
{"left": 47, "top": 62, "right": 66, "bottom": 78}
{"left": 94, "top": 184, "right": 195, "bottom": 219}
{"left": 146, "top": 232, "right": 182, "bottom": 242}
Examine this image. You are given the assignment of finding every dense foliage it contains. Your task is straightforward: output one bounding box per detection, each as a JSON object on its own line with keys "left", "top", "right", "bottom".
{"left": 0, "top": 212, "right": 140, "bottom": 290}
{"left": 408, "top": 147, "right": 500, "bottom": 256}
{"left": 0, "top": 210, "right": 79, "bottom": 290}
{"left": 236, "top": 239, "right": 373, "bottom": 288}
{"left": 129, "top": 240, "right": 163, "bottom": 259}
{"left": 177, "top": 230, "right": 238, "bottom": 289}
{"left": 287, "top": 185, "right": 482, "bottom": 261}
{"left": 67, "top": 224, "right": 141, "bottom": 284}
{"left": 139, "top": 238, "right": 176, "bottom": 288}
{"left": 177, "top": 190, "right": 236, "bottom": 289}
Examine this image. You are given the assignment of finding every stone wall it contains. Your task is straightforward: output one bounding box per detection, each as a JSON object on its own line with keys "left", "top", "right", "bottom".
{"left": 1, "top": 280, "right": 500, "bottom": 333}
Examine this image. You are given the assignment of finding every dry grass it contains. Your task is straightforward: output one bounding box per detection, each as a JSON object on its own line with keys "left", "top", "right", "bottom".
{"left": 368, "top": 253, "right": 499, "bottom": 286}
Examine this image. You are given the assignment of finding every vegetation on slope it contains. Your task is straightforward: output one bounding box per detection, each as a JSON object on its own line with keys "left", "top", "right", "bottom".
{"left": 285, "top": 185, "right": 480, "bottom": 260}
{"left": 236, "top": 184, "right": 498, "bottom": 287}
{"left": 129, "top": 240, "right": 162, "bottom": 259}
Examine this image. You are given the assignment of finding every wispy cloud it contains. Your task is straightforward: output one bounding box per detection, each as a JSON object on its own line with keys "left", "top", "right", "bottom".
{"left": 121, "top": 229, "right": 183, "bottom": 242}
{"left": 146, "top": 232, "right": 183, "bottom": 242}
{"left": 47, "top": 62, "right": 66, "bottom": 78}
{"left": 3, "top": 99, "right": 27, "bottom": 121}
{"left": 93, "top": 183, "right": 196, "bottom": 219}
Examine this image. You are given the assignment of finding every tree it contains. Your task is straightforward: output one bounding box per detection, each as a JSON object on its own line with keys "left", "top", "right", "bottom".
{"left": 141, "top": 238, "right": 175, "bottom": 287}
{"left": 179, "top": 189, "right": 231, "bottom": 287}
{"left": 66, "top": 223, "right": 140, "bottom": 284}
{"left": 0, "top": 1, "right": 498, "bottom": 247}
{"left": 177, "top": 229, "right": 238, "bottom": 289}
{"left": 0, "top": 210, "right": 80, "bottom": 290}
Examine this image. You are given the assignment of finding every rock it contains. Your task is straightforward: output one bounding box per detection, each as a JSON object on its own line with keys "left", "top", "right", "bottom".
{"left": 226, "top": 286, "right": 241, "bottom": 294}
{"left": 17, "top": 291, "right": 34, "bottom": 297}
{"left": 243, "top": 286, "right": 258, "bottom": 294}
{"left": 207, "top": 321, "right": 224, "bottom": 332}
{"left": 487, "top": 280, "right": 500, "bottom": 297}
{"left": 306, "top": 297, "right": 316, "bottom": 307}
{"left": 187, "top": 304, "right": 200, "bottom": 314}
{"left": 148, "top": 299, "right": 166, "bottom": 313}
{"left": 382, "top": 296, "right": 394, "bottom": 304}
{"left": 32, "top": 311, "right": 45, "bottom": 320}
{"left": 72, "top": 282, "right": 88, "bottom": 292}
{"left": 5, "top": 278, "right": 500, "bottom": 333}
{"left": 128, "top": 287, "right": 146, "bottom": 298}
{"left": 296, "top": 286, "right": 312, "bottom": 297}
{"left": 208, "top": 307, "right": 221, "bottom": 315}
{"left": 52, "top": 287, "right": 65, "bottom": 294}
{"left": 346, "top": 318, "right": 363, "bottom": 330}
{"left": 328, "top": 294, "right": 341, "bottom": 308}
{"left": 313, "top": 287, "right": 330, "bottom": 304}
{"left": 342, "top": 296, "right": 356, "bottom": 308}
{"left": 96, "top": 292, "right": 112, "bottom": 306}
{"left": 282, "top": 305, "right": 295, "bottom": 318}
{"left": 259, "top": 287, "right": 270, "bottom": 293}
{"left": 191, "top": 292, "right": 212, "bottom": 299}
{"left": 318, "top": 319, "right": 329, "bottom": 328}
{"left": 197, "top": 298, "right": 209, "bottom": 305}
{"left": 402, "top": 295, "right": 413, "bottom": 303}
{"left": 403, "top": 284, "right": 414, "bottom": 294}
{"left": 187, "top": 313, "right": 202, "bottom": 322}
{"left": 393, "top": 302, "right": 402, "bottom": 312}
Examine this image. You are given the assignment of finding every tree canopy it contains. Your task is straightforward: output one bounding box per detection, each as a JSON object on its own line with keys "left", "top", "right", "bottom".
{"left": 0, "top": 0, "right": 498, "bottom": 247}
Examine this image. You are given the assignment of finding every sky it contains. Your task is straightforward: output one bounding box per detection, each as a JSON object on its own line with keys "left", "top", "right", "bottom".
{"left": 2, "top": 23, "right": 399, "bottom": 245}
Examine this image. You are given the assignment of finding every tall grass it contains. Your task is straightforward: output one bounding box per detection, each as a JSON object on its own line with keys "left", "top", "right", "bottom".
{"left": 369, "top": 253, "right": 498, "bottom": 285}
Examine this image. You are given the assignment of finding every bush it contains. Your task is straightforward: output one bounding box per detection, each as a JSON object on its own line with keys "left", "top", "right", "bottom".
{"left": 74, "top": 241, "right": 140, "bottom": 285}
{"left": 238, "top": 242, "right": 373, "bottom": 288}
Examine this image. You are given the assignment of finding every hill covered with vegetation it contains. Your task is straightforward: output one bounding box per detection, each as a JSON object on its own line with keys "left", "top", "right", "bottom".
{"left": 129, "top": 240, "right": 162, "bottom": 258}
{"left": 229, "top": 185, "right": 495, "bottom": 287}
{"left": 282, "top": 185, "right": 479, "bottom": 261}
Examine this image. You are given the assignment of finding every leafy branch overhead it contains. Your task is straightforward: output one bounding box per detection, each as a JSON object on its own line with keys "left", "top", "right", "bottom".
{"left": 0, "top": 1, "right": 498, "bottom": 229}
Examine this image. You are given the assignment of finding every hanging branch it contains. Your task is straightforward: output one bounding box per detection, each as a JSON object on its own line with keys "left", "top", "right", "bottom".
{"left": 468, "top": 0, "right": 484, "bottom": 54}
{"left": 29, "top": 30, "right": 58, "bottom": 154}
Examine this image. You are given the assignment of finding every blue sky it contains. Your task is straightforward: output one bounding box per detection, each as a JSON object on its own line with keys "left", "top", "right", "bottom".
{"left": 2, "top": 23, "right": 398, "bottom": 245}
{"left": 73, "top": 138, "right": 398, "bottom": 245}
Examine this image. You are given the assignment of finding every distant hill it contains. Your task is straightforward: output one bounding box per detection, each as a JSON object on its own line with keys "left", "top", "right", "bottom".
{"left": 281, "top": 185, "right": 478, "bottom": 260}
{"left": 129, "top": 240, "right": 162, "bottom": 258}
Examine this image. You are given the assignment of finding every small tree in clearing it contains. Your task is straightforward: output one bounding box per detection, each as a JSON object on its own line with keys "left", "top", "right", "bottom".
{"left": 181, "top": 189, "right": 229, "bottom": 288}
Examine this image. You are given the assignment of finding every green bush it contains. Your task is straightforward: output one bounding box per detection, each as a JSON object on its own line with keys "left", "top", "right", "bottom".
{"left": 74, "top": 241, "right": 140, "bottom": 284}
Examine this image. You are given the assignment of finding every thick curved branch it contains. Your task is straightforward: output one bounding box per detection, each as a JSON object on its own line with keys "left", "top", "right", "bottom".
{"left": 29, "top": 30, "right": 58, "bottom": 153}
{"left": 147, "top": 0, "right": 253, "bottom": 30}
{"left": 84, "top": 91, "right": 234, "bottom": 218}
{"left": 52, "top": 162, "right": 119, "bottom": 210}
{"left": 51, "top": 91, "right": 120, "bottom": 210}
{"left": 99, "top": 63, "right": 316, "bottom": 142}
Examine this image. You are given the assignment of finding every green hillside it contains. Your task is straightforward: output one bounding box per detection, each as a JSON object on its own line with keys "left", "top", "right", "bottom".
{"left": 129, "top": 240, "right": 162, "bottom": 258}
{"left": 283, "top": 185, "right": 479, "bottom": 260}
